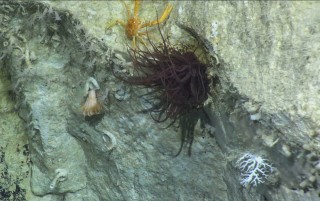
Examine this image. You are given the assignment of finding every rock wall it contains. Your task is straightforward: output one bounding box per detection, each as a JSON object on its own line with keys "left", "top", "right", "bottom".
{"left": 0, "top": 1, "right": 320, "bottom": 201}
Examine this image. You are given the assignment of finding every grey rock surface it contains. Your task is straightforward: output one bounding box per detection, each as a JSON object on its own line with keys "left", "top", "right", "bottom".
{"left": 1, "top": 1, "right": 320, "bottom": 201}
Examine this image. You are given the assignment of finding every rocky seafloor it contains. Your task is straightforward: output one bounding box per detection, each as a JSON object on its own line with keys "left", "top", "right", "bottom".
{"left": 1, "top": 1, "right": 320, "bottom": 201}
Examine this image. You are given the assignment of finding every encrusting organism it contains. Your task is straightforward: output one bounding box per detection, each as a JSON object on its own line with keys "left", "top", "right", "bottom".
{"left": 106, "top": 0, "right": 173, "bottom": 47}
{"left": 81, "top": 77, "right": 103, "bottom": 116}
{"left": 114, "top": 25, "right": 219, "bottom": 156}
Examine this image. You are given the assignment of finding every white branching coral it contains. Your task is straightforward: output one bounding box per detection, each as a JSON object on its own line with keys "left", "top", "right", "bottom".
{"left": 235, "top": 153, "right": 274, "bottom": 187}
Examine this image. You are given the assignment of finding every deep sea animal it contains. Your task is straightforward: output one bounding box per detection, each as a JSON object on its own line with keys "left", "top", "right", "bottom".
{"left": 82, "top": 90, "right": 103, "bottom": 116}
{"left": 126, "top": 36, "right": 212, "bottom": 123}
{"left": 114, "top": 27, "right": 219, "bottom": 156}
{"left": 82, "top": 77, "right": 103, "bottom": 116}
{"left": 106, "top": 0, "right": 173, "bottom": 47}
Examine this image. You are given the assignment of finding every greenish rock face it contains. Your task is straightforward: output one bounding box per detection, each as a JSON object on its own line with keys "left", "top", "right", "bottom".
{"left": 0, "top": 67, "right": 30, "bottom": 200}
{"left": 1, "top": 1, "right": 320, "bottom": 201}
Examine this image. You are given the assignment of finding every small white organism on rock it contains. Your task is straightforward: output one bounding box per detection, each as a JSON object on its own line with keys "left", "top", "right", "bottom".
{"left": 210, "top": 21, "right": 218, "bottom": 38}
{"left": 102, "top": 130, "right": 117, "bottom": 151}
{"left": 235, "top": 153, "right": 274, "bottom": 187}
{"left": 50, "top": 168, "right": 68, "bottom": 189}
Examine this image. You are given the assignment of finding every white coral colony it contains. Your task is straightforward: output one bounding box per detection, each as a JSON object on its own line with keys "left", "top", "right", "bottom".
{"left": 235, "top": 153, "right": 274, "bottom": 187}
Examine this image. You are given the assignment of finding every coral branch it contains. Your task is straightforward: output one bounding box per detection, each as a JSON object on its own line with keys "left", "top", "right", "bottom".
{"left": 236, "top": 153, "right": 273, "bottom": 187}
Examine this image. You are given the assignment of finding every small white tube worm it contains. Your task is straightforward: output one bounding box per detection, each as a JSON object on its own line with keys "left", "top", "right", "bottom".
{"left": 49, "top": 168, "right": 68, "bottom": 189}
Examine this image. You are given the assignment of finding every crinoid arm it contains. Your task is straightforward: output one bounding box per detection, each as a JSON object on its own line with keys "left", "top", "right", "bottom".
{"left": 105, "top": 0, "right": 130, "bottom": 32}
{"left": 122, "top": 0, "right": 132, "bottom": 18}
{"left": 105, "top": 19, "right": 127, "bottom": 33}
{"left": 140, "top": 3, "right": 173, "bottom": 28}
{"left": 133, "top": 0, "right": 141, "bottom": 18}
